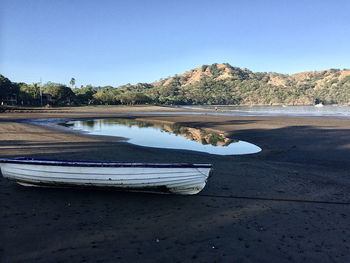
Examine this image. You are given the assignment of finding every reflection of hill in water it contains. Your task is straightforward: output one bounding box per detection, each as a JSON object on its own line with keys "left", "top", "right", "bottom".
{"left": 83, "top": 119, "right": 237, "bottom": 147}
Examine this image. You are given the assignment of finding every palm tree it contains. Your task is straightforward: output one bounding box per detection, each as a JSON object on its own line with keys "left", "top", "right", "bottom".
{"left": 70, "top": 78, "right": 76, "bottom": 89}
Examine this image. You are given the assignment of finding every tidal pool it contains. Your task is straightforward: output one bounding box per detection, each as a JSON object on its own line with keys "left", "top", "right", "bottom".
{"left": 62, "top": 119, "right": 261, "bottom": 155}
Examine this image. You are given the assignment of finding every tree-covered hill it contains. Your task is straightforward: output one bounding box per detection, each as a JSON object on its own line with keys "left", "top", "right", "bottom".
{"left": 129, "top": 63, "right": 350, "bottom": 105}
{"left": 1, "top": 63, "right": 350, "bottom": 106}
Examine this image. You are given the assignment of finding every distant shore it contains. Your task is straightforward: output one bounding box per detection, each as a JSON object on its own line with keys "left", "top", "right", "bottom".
{"left": 1, "top": 105, "right": 350, "bottom": 262}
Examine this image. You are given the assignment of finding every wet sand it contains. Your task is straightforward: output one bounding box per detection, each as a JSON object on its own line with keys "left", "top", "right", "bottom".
{"left": 1, "top": 106, "right": 350, "bottom": 262}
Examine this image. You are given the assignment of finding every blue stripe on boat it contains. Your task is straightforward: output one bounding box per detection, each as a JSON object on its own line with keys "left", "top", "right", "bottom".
{"left": 0, "top": 157, "right": 212, "bottom": 169}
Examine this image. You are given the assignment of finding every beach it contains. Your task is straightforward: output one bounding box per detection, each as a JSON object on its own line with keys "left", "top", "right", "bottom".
{"left": 1, "top": 106, "right": 350, "bottom": 262}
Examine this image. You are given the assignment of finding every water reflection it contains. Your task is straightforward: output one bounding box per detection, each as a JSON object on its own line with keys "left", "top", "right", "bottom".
{"left": 62, "top": 118, "right": 261, "bottom": 155}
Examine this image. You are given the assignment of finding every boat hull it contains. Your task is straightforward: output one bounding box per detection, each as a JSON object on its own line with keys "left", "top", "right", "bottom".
{"left": 0, "top": 158, "right": 212, "bottom": 195}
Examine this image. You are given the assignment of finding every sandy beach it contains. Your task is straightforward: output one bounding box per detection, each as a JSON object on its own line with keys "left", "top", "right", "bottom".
{"left": 1, "top": 106, "right": 350, "bottom": 262}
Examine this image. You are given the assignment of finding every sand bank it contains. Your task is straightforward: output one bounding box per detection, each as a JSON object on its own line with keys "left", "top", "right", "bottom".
{"left": 1, "top": 106, "right": 350, "bottom": 262}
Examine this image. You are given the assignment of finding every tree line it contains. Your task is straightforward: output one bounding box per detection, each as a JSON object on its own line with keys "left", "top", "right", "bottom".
{"left": 0, "top": 75, "right": 152, "bottom": 106}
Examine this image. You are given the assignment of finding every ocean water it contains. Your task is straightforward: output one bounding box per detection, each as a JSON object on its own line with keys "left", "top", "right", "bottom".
{"left": 177, "top": 105, "right": 350, "bottom": 118}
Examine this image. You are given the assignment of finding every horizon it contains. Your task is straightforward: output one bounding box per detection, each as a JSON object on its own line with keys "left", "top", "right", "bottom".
{"left": 1, "top": 0, "right": 349, "bottom": 87}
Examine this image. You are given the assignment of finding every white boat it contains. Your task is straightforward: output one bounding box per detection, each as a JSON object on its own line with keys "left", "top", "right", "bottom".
{"left": 0, "top": 157, "right": 212, "bottom": 195}
{"left": 315, "top": 103, "right": 324, "bottom": 107}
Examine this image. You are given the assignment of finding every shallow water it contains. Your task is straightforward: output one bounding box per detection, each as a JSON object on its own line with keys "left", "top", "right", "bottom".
{"left": 63, "top": 119, "right": 261, "bottom": 155}
{"left": 177, "top": 105, "right": 350, "bottom": 118}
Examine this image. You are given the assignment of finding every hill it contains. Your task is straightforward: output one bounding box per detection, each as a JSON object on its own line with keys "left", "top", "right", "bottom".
{"left": 119, "top": 63, "right": 350, "bottom": 105}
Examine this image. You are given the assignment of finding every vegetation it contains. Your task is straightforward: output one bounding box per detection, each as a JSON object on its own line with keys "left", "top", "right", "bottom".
{"left": 1, "top": 64, "right": 350, "bottom": 107}
{"left": 69, "top": 78, "right": 76, "bottom": 91}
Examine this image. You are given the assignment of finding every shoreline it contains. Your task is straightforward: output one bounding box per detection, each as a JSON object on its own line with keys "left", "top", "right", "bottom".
{"left": 1, "top": 106, "right": 350, "bottom": 262}
{"left": 3, "top": 104, "right": 350, "bottom": 121}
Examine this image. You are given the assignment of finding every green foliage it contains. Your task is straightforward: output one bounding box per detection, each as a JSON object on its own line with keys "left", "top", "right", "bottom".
{"left": 201, "top": 65, "right": 208, "bottom": 72}
{"left": 70, "top": 78, "right": 75, "bottom": 88}
{"left": 18, "top": 83, "right": 41, "bottom": 105}
{"left": 209, "top": 63, "right": 224, "bottom": 78}
{"left": 93, "top": 87, "right": 121, "bottom": 105}
{"left": 43, "top": 82, "right": 75, "bottom": 105}
{"left": 0, "top": 74, "right": 19, "bottom": 101}
{"left": 74, "top": 85, "right": 96, "bottom": 105}
{"left": 118, "top": 92, "right": 152, "bottom": 105}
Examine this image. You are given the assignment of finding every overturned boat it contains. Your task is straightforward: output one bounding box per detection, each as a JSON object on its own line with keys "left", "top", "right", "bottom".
{"left": 0, "top": 157, "right": 212, "bottom": 195}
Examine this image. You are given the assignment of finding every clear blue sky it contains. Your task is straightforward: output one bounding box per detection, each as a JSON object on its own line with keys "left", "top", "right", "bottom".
{"left": 1, "top": 0, "right": 349, "bottom": 87}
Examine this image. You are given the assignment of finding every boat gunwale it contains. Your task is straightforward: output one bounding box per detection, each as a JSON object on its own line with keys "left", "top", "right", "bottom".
{"left": 0, "top": 157, "right": 212, "bottom": 169}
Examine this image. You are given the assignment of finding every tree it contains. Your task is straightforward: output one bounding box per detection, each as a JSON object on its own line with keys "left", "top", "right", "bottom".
{"left": 117, "top": 92, "right": 151, "bottom": 105}
{"left": 18, "top": 83, "right": 40, "bottom": 105}
{"left": 70, "top": 78, "right": 76, "bottom": 89}
{"left": 43, "top": 82, "right": 76, "bottom": 106}
{"left": 0, "top": 74, "right": 19, "bottom": 103}
{"left": 93, "top": 87, "right": 122, "bottom": 105}
{"left": 74, "top": 85, "right": 96, "bottom": 105}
